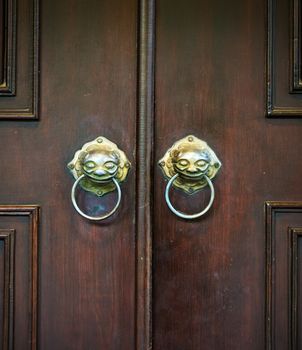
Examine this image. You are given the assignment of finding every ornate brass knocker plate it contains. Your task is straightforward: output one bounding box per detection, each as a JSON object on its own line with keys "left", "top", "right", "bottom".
{"left": 68, "top": 136, "right": 131, "bottom": 197}
{"left": 159, "top": 135, "right": 221, "bottom": 219}
{"left": 159, "top": 135, "right": 221, "bottom": 194}
{"left": 67, "top": 136, "right": 131, "bottom": 221}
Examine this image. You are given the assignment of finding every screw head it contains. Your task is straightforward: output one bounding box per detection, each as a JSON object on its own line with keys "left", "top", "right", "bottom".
{"left": 97, "top": 137, "right": 103, "bottom": 143}
{"left": 188, "top": 136, "right": 194, "bottom": 142}
{"left": 160, "top": 161, "right": 165, "bottom": 166}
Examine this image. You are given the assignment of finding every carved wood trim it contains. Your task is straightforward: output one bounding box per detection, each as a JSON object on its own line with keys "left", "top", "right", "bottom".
{"left": 0, "top": 205, "right": 39, "bottom": 350}
{"left": 289, "top": 227, "right": 302, "bottom": 349}
{"left": 267, "top": 0, "right": 276, "bottom": 117}
{"left": 0, "top": 0, "right": 16, "bottom": 96}
{"left": 0, "top": 0, "right": 39, "bottom": 120}
{"left": 267, "top": 0, "right": 302, "bottom": 116}
{"left": 135, "top": 0, "right": 155, "bottom": 349}
{"left": 265, "top": 201, "right": 302, "bottom": 350}
{"left": 0, "top": 229, "right": 14, "bottom": 350}
{"left": 291, "top": 0, "right": 302, "bottom": 92}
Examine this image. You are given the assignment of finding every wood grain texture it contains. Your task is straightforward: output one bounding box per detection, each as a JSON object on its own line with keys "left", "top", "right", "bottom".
{"left": 265, "top": 203, "right": 302, "bottom": 350}
{"left": 153, "top": 0, "right": 302, "bottom": 349}
{"left": 0, "top": 0, "right": 137, "bottom": 348}
{"left": 0, "top": 0, "right": 16, "bottom": 96}
{"left": 289, "top": 227, "right": 302, "bottom": 350}
{"left": 0, "top": 206, "right": 39, "bottom": 350}
{"left": 135, "top": 0, "right": 155, "bottom": 349}
{"left": 267, "top": 0, "right": 302, "bottom": 116}
{"left": 0, "top": 229, "right": 14, "bottom": 350}
{"left": 1, "top": 1, "right": 302, "bottom": 349}
{"left": 0, "top": 0, "right": 38, "bottom": 119}
{"left": 291, "top": 0, "right": 302, "bottom": 92}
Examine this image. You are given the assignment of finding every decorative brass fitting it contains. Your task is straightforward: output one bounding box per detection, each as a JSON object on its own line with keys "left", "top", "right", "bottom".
{"left": 68, "top": 136, "right": 131, "bottom": 197}
{"left": 159, "top": 135, "right": 221, "bottom": 194}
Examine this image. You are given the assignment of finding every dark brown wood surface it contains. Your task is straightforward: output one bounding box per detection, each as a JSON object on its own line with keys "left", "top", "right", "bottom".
{"left": 1, "top": 0, "right": 302, "bottom": 349}
{"left": 0, "top": 1, "right": 4, "bottom": 85}
{"left": 0, "top": 0, "right": 137, "bottom": 349}
{"left": 153, "top": 0, "right": 302, "bottom": 349}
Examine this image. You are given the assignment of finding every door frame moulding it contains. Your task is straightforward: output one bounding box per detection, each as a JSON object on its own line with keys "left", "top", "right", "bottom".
{"left": 135, "top": 0, "right": 155, "bottom": 349}
{"left": 265, "top": 201, "right": 302, "bottom": 349}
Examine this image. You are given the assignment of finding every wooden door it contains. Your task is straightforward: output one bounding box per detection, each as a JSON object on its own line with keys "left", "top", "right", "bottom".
{"left": 152, "top": 0, "right": 302, "bottom": 349}
{"left": 0, "top": 0, "right": 138, "bottom": 349}
{"left": 0, "top": 0, "right": 301, "bottom": 349}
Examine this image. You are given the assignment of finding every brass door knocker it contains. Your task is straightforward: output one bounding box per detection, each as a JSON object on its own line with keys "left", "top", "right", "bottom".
{"left": 68, "top": 136, "right": 131, "bottom": 221}
{"left": 158, "top": 135, "right": 221, "bottom": 219}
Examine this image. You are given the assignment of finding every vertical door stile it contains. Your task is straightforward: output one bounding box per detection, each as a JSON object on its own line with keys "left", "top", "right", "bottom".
{"left": 135, "top": 0, "right": 155, "bottom": 349}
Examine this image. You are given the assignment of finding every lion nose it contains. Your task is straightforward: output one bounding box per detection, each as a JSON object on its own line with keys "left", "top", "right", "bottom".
{"left": 187, "top": 165, "right": 198, "bottom": 173}
{"left": 95, "top": 169, "right": 106, "bottom": 176}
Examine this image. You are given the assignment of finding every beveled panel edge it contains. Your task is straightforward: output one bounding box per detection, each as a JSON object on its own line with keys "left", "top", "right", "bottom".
{"left": 0, "top": 0, "right": 39, "bottom": 120}
{"left": 266, "top": 0, "right": 302, "bottom": 117}
{"left": 290, "top": 0, "right": 302, "bottom": 92}
{"left": 288, "top": 227, "right": 302, "bottom": 349}
{"left": 265, "top": 201, "right": 302, "bottom": 350}
{"left": 0, "top": 0, "right": 17, "bottom": 96}
{"left": 0, "top": 205, "right": 39, "bottom": 350}
{"left": 0, "top": 229, "right": 15, "bottom": 350}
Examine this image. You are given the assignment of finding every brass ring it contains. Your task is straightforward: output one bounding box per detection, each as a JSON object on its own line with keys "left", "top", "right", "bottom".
{"left": 71, "top": 175, "right": 121, "bottom": 221}
{"left": 165, "top": 173, "right": 215, "bottom": 219}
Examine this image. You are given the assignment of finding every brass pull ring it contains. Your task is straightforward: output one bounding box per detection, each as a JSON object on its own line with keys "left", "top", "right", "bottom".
{"left": 71, "top": 175, "right": 121, "bottom": 221}
{"left": 165, "top": 173, "right": 215, "bottom": 220}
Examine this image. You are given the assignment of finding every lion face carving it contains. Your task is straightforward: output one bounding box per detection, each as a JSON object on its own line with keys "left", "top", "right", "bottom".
{"left": 68, "top": 137, "right": 131, "bottom": 196}
{"left": 159, "top": 135, "right": 221, "bottom": 194}
{"left": 82, "top": 149, "right": 120, "bottom": 182}
{"left": 172, "top": 145, "right": 211, "bottom": 180}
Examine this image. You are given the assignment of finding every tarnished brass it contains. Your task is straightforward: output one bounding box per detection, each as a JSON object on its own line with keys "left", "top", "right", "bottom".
{"left": 159, "top": 135, "right": 221, "bottom": 194}
{"left": 68, "top": 136, "right": 131, "bottom": 196}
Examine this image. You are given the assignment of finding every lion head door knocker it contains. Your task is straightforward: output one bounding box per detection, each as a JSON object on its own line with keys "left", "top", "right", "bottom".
{"left": 67, "top": 136, "right": 131, "bottom": 221}
{"left": 158, "top": 135, "right": 221, "bottom": 219}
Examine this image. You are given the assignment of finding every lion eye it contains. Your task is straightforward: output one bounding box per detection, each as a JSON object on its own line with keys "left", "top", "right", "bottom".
{"left": 196, "top": 160, "right": 207, "bottom": 167}
{"left": 105, "top": 161, "right": 117, "bottom": 170}
{"left": 84, "top": 161, "right": 96, "bottom": 169}
{"left": 178, "top": 159, "right": 189, "bottom": 167}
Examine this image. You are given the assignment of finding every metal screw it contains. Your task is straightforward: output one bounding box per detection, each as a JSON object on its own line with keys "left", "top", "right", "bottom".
{"left": 160, "top": 161, "right": 165, "bottom": 166}
{"left": 97, "top": 138, "right": 103, "bottom": 143}
{"left": 188, "top": 136, "right": 194, "bottom": 142}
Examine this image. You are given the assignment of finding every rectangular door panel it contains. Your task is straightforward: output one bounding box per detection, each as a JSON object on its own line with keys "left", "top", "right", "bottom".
{"left": 0, "top": 0, "right": 38, "bottom": 119}
{"left": 0, "top": 229, "right": 14, "bottom": 350}
{"left": 266, "top": 202, "right": 302, "bottom": 350}
{"left": 0, "top": 206, "right": 38, "bottom": 350}
{"left": 267, "top": 0, "right": 302, "bottom": 116}
{"left": 0, "top": 0, "right": 16, "bottom": 97}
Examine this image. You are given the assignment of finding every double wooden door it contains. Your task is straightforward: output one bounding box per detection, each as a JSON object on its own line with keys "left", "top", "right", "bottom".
{"left": 0, "top": 0, "right": 301, "bottom": 349}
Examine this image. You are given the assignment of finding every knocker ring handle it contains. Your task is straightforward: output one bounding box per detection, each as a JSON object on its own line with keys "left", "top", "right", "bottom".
{"left": 71, "top": 175, "right": 121, "bottom": 221}
{"left": 165, "top": 174, "right": 215, "bottom": 220}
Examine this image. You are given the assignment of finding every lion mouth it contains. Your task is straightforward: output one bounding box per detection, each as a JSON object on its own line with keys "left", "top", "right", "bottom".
{"left": 178, "top": 172, "right": 207, "bottom": 180}
{"left": 85, "top": 173, "right": 115, "bottom": 182}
